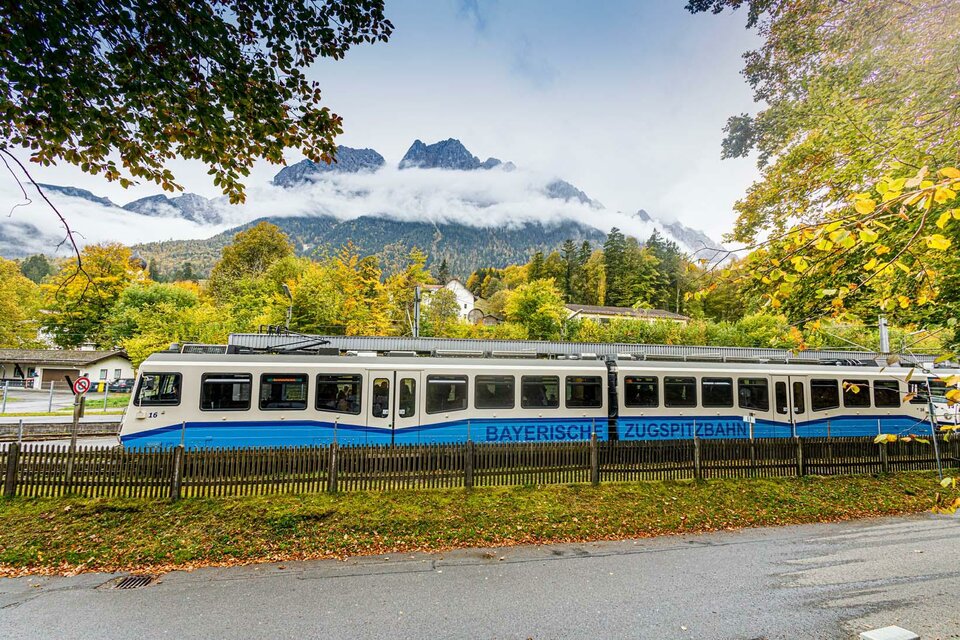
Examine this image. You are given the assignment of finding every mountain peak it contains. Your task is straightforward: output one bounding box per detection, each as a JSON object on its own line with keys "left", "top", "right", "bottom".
{"left": 273, "top": 146, "right": 385, "bottom": 186}
{"left": 38, "top": 183, "right": 115, "bottom": 208}
{"left": 123, "top": 193, "right": 222, "bottom": 224}
{"left": 545, "top": 180, "right": 598, "bottom": 207}
{"left": 399, "top": 138, "right": 482, "bottom": 170}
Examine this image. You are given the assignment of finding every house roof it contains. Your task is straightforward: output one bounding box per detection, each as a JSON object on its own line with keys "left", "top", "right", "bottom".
{"left": 565, "top": 304, "right": 689, "bottom": 322}
{"left": 0, "top": 349, "right": 129, "bottom": 367}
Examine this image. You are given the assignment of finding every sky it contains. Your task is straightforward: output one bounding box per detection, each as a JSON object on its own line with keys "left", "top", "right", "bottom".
{"left": 2, "top": 0, "right": 761, "bottom": 248}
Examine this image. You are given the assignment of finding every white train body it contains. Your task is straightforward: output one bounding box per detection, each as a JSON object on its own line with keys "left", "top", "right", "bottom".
{"left": 119, "top": 352, "right": 952, "bottom": 449}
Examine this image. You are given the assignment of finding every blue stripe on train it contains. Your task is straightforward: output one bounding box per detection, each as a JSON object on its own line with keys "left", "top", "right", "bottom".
{"left": 120, "top": 417, "right": 608, "bottom": 449}
{"left": 121, "top": 414, "right": 935, "bottom": 449}
{"left": 617, "top": 415, "right": 931, "bottom": 440}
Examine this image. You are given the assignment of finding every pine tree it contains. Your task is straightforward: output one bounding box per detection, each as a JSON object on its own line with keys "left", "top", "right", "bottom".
{"left": 528, "top": 251, "right": 546, "bottom": 281}
{"left": 436, "top": 257, "right": 450, "bottom": 284}
{"left": 603, "top": 228, "right": 627, "bottom": 306}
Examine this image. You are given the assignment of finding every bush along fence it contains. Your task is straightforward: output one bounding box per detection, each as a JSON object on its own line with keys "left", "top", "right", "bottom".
{"left": 2, "top": 436, "right": 958, "bottom": 501}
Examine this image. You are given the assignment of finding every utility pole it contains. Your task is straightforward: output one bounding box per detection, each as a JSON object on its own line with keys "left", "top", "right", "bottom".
{"left": 282, "top": 283, "right": 293, "bottom": 330}
{"left": 878, "top": 315, "right": 890, "bottom": 353}
{"left": 413, "top": 285, "right": 421, "bottom": 338}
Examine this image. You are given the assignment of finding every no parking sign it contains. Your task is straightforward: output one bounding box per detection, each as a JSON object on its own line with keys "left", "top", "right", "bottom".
{"left": 72, "top": 376, "right": 91, "bottom": 395}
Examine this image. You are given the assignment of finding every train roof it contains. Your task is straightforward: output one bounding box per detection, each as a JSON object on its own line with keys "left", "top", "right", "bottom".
{"left": 141, "top": 352, "right": 608, "bottom": 369}
{"left": 141, "top": 352, "right": 956, "bottom": 378}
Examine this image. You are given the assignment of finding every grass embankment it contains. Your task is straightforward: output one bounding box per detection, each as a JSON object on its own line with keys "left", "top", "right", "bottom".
{"left": 0, "top": 472, "right": 955, "bottom": 577}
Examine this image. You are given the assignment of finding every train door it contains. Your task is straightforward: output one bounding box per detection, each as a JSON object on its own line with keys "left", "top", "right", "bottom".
{"left": 367, "top": 369, "right": 422, "bottom": 444}
{"left": 393, "top": 371, "right": 422, "bottom": 442}
{"left": 367, "top": 370, "right": 394, "bottom": 443}
{"left": 771, "top": 375, "right": 808, "bottom": 436}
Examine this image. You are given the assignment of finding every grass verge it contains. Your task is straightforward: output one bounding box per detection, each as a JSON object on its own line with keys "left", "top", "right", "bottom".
{"left": 0, "top": 471, "right": 955, "bottom": 577}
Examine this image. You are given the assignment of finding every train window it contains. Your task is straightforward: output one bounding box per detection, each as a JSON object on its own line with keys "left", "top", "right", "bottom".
{"left": 810, "top": 379, "right": 840, "bottom": 411}
{"left": 874, "top": 380, "right": 901, "bottom": 408}
{"left": 398, "top": 378, "right": 416, "bottom": 418}
{"left": 738, "top": 378, "right": 769, "bottom": 411}
{"left": 316, "top": 374, "right": 362, "bottom": 415}
{"left": 775, "top": 382, "right": 788, "bottom": 414}
{"left": 908, "top": 379, "right": 948, "bottom": 404}
{"left": 842, "top": 379, "right": 871, "bottom": 408}
{"left": 624, "top": 376, "right": 658, "bottom": 408}
{"left": 426, "top": 375, "right": 468, "bottom": 414}
{"left": 475, "top": 375, "right": 515, "bottom": 410}
{"left": 372, "top": 378, "right": 390, "bottom": 418}
{"left": 135, "top": 372, "right": 181, "bottom": 407}
{"left": 793, "top": 381, "right": 805, "bottom": 414}
{"left": 521, "top": 376, "right": 560, "bottom": 409}
{"left": 565, "top": 376, "right": 603, "bottom": 409}
{"left": 664, "top": 377, "right": 696, "bottom": 408}
{"left": 259, "top": 374, "right": 308, "bottom": 411}
{"left": 701, "top": 377, "right": 734, "bottom": 408}
{"left": 200, "top": 373, "right": 252, "bottom": 411}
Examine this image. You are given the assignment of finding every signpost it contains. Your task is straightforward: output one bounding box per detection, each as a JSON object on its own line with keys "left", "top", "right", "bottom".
{"left": 65, "top": 375, "right": 89, "bottom": 484}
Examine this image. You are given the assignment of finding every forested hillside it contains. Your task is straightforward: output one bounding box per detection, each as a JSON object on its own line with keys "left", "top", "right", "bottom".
{"left": 135, "top": 215, "right": 607, "bottom": 278}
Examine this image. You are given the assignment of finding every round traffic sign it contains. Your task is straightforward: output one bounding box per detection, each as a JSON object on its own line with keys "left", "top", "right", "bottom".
{"left": 72, "top": 376, "right": 91, "bottom": 395}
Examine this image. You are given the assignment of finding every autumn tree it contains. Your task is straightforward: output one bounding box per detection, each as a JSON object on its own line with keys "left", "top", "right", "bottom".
{"left": 42, "top": 244, "right": 146, "bottom": 348}
{"left": 0, "top": 258, "right": 42, "bottom": 348}
{"left": 1, "top": 0, "right": 393, "bottom": 201}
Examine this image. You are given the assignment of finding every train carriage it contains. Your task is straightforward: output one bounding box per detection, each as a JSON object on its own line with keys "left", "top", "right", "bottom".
{"left": 120, "top": 351, "right": 952, "bottom": 449}
{"left": 614, "top": 360, "right": 940, "bottom": 440}
{"left": 121, "top": 353, "right": 609, "bottom": 449}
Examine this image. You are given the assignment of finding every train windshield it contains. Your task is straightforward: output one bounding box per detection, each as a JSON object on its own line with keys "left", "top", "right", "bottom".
{"left": 135, "top": 372, "right": 181, "bottom": 406}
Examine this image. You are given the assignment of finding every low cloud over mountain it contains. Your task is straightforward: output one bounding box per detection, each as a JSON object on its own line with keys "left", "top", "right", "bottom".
{"left": 0, "top": 138, "right": 724, "bottom": 264}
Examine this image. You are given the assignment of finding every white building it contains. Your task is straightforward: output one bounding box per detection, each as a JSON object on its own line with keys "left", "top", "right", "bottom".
{"left": 0, "top": 349, "right": 135, "bottom": 390}
{"left": 421, "top": 279, "right": 477, "bottom": 320}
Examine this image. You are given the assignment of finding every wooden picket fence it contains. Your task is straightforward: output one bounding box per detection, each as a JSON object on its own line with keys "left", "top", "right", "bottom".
{"left": 2, "top": 436, "right": 958, "bottom": 501}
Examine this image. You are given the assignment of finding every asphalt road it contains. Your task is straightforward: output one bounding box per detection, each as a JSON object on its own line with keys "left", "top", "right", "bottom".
{"left": 1, "top": 514, "right": 958, "bottom": 639}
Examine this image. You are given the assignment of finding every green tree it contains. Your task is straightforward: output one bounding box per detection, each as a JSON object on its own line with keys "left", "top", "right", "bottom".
{"left": 436, "top": 258, "right": 451, "bottom": 285}
{"left": 603, "top": 228, "right": 628, "bottom": 306}
{"left": 503, "top": 279, "right": 567, "bottom": 340}
{"left": 528, "top": 251, "right": 546, "bottom": 281}
{"left": 207, "top": 222, "right": 294, "bottom": 303}
{"left": 19, "top": 254, "right": 52, "bottom": 283}
{"left": 1, "top": 0, "right": 393, "bottom": 201}
{"left": 421, "top": 287, "right": 461, "bottom": 337}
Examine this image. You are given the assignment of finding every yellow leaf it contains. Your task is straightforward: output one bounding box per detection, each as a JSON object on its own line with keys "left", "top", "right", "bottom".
{"left": 815, "top": 238, "right": 834, "bottom": 252}
{"left": 874, "top": 244, "right": 891, "bottom": 255}
{"left": 939, "top": 167, "right": 960, "bottom": 179}
{"left": 859, "top": 228, "right": 879, "bottom": 243}
{"left": 898, "top": 295, "right": 911, "bottom": 309}
{"left": 953, "top": 208, "right": 960, "bottom": 220}
{"left": 937, "top": 212, "right": 951, "bottom": 229}
{"left": 863, "top": 257, "right": 879, "bottom": 271}
{"left": 926, "top": 234, "right": 952, "bottom": 250}
{"left": 854, "top": 198, "right": 876, "bottom": 214}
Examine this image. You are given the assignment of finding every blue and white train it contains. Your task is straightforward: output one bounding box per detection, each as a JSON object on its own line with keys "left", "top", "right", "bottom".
{"left": 119, "top": 352, "right": 955, "bottom": 449}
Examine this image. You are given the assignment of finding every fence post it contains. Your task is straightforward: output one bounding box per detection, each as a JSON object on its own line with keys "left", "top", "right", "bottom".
{"left": 47, "top": 381, "right": 54, "bottom": 413}
{"left": 3, "top": 441, "right": 19, "bottom": 498}
{"left": 464, "top": 440, "right": 474, "bottom": 489}
{"left": 169, "top": 445, "right": 185, "bottom": 501}
{"left": 1, "top": 381, "right": 7, "bottom": 414}
{"left": 796, "top": 437, "right": 805, "bottom": 476}
{"left": 327, "top": 442, "right": 339, "bottom": 493}
{"left": 590, "top": 433, "right": 600, "bottom": 486}
{"left": 693, "top": 436, "right": 702, "bottom": 480}
{"left": 879, "top": 440, "right": 889, "bottom": 474}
